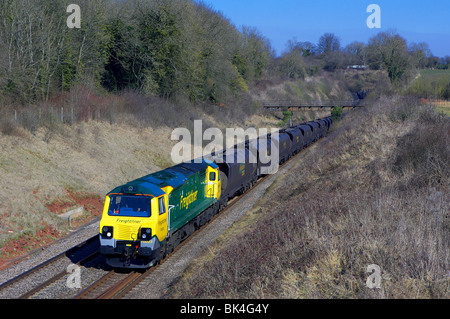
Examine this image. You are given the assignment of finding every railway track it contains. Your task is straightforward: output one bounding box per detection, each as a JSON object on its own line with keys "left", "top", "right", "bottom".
{"left": 0, "top": 235, "right": 101, "bottom": 299}
{"left": 75, "top": 270, "right": 142, "bottom": 299}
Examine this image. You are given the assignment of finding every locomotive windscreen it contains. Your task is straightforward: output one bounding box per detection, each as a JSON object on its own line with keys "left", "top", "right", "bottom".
{"left": 108, "top": 195, "right": 151, "bottom": 217}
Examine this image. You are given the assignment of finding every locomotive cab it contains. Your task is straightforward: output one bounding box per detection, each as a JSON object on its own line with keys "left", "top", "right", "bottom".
{"left": 99, "top": 184, "right": 169, "bottom": 268}
{"left": 99, "top": 160, "right": 221, "bottom": 268}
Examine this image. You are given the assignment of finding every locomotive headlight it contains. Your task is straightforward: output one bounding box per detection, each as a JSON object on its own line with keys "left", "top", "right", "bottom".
{"left": 140, "top": 228, "right": 152, "bottom": 240}
{"left": 102, "top": 226, "right": 113, "bottom": 239}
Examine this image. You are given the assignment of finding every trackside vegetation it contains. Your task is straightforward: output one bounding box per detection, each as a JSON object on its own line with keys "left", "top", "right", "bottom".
{"left": 331, "top": 106, "right": 343, "bottom": 122}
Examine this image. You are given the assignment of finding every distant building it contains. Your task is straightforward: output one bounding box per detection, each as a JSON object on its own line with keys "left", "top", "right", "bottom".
{"left": 347, "top": 65, "right": 368, "bottom": 70}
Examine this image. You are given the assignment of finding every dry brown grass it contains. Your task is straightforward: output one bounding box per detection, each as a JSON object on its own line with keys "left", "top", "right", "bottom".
{"left": 168, "top": 96, "right": 449, "bottom": 299}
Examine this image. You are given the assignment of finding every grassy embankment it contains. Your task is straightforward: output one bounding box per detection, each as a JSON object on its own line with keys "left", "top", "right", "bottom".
{"left": 168, "top": 95, "right": 449, "bottom": 299}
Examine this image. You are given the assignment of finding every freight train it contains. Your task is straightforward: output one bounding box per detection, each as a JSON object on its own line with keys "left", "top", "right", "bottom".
{"left": 99, "top": 116, "right": 333, "bottom": 268}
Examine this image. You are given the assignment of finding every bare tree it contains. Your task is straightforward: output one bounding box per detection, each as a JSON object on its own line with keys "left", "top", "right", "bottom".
{"left": 317, "top": 33, "right": 340, "bottom": 55}
{"left": 345, "top": 41, "right": 367, "bottom": 66}
{"left": 278, "top": 40, "right": 306, "bottom": 79}
{"left": 409, "top": 42, "right": 432, "bottom": 69}
{"left": 367, "top": 31, "right": 412, "bottom": 83}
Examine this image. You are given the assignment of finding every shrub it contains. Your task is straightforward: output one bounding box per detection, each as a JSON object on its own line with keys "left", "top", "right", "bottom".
{"left": 392, "top": 111, "right": 449, "bottom": 187}
{"left": 331, "top": 105, "right": 343, "bottom": 121}
{"left": 443, "top": 82, "right": 450, "bottom": 100}
{"left": 0, "top": 119, "right": 21, "bottom": 137}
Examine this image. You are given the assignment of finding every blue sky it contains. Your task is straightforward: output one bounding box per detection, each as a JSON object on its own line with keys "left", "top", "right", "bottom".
{"left": 200, "top": 0, "right": 450, "bottom": 57}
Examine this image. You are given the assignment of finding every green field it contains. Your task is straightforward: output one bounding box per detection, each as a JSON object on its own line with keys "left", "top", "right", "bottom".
{"left": 406, "top": 69, "right": 450, "bottom": 99}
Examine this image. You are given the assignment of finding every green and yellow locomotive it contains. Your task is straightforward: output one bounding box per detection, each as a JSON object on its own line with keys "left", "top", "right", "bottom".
{"left": 99, "top": 159, "right": 221, "bottom": 268}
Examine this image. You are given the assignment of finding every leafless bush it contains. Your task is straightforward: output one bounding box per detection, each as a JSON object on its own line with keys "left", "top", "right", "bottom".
{"left": 0, "top": 118, "right": 23, "bottom": 137}
{"left": 392, "top": 108, "right": 449, "bottom": 188}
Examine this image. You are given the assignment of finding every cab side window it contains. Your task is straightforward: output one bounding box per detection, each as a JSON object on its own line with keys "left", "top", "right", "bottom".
{"left": 159, "top": 197, "right": 166, "bottom": 215}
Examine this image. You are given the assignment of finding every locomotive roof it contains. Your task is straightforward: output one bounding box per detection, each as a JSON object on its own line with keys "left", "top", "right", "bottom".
{"left": 107, "top": 159, "right": 218, "bottom": 197}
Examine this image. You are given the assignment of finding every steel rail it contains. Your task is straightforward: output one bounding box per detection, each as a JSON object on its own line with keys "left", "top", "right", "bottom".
{"left": 0, "top": 235, "right": 99, "bottom": 295}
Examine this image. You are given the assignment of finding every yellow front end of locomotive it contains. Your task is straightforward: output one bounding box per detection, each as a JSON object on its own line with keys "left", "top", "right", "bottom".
{"left": 99, "top": 192, "right": 169, "bottom": 243}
